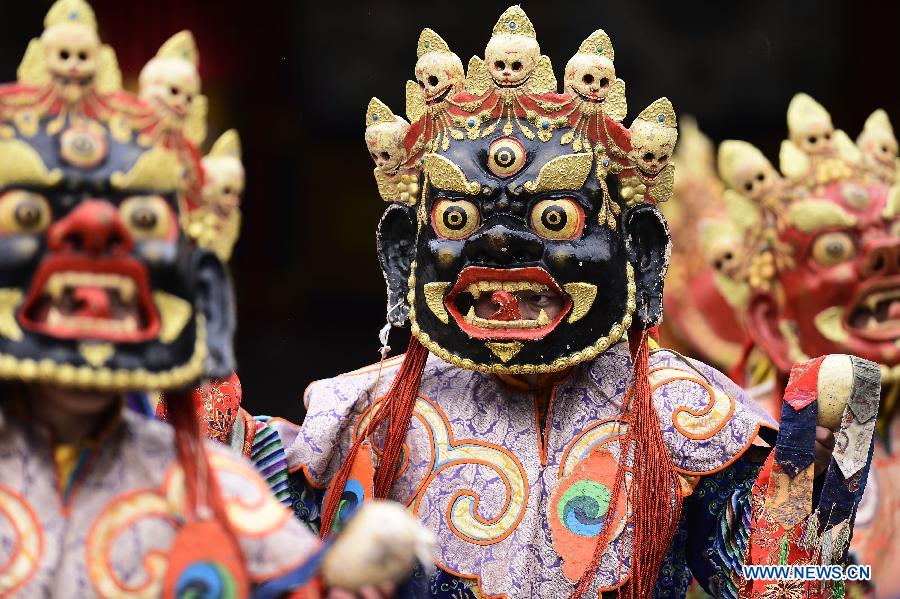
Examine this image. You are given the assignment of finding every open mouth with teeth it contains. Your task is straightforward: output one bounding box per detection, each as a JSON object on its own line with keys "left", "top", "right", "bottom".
{"left": 19, "top": 255, "right": 160, "bottom": 343}
{"left": 571, "top": 88, "right": 608, "bottom": 103}
{"left": 444, "top": 267, "right": 572, "bottom": 340}
{"left": 845, "top": 280, "right": 900, "bottom": 341}
{"left": 426, "top": 86, "right": 453, "bottom": 104}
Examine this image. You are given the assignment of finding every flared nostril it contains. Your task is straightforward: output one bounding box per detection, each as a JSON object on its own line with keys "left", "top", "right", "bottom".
{"left": 465, "top": 224, "right": 544, "bottom": 265}
{"left": 47, "top": 200, "right": 134, "bottom": 256}
{"left": 862, "top": 243, "right": 900, "bottom": 277}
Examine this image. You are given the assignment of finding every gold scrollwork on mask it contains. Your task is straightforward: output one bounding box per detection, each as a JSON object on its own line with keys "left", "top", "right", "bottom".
{"left": 110, "top": 146, "right": 184, "bottom": 194}
{"left": 523, "top": 152, "right": 593, "bottom": 193}
{"left": 423, "top": 154, "right": 481, "bottom": 195}
{"left": 0, "top": 139, "right": 64, "bottom": 189}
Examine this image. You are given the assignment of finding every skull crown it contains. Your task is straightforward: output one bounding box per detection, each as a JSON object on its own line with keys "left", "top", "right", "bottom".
{"left": 363, "top": 4, "right": 680, "bottom": 208}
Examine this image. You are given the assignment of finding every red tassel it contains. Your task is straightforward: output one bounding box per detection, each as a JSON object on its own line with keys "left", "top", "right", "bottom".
{"left": 161, "top": 390, "right": 249, "bottom": 598}
{"left": 319, "top": 336, "right": 430, "bottom": 537}
{"left": 573, "top": 330, "right": 683, "bottom": 598}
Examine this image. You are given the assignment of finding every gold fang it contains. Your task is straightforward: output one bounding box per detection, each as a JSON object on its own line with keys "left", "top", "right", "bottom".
{"left": 78, "top": 342, "right": 114, "bottom": 367}
{"left": 423, "top": 154, "right": 481, "bottom": 195}
{"left": 523, "top": 153, "right": 593, "bottom": 193}
{"left": 0, "top": 138, "right": 64, "bottom": 188}
{"left": 563, "top": 282, "right": 598, "bottom": 323}
{"left": 0, "top": 288, "right": 24, "bottom": 341}
{"left": 153, "top": 291, "right": 192, "bottom": 343}
{"left": 408, "top": 262, "right": 636, "bottom": 374}
{"left": 423, "top": 282, "right": 450, "bottom": 324}
{"left": 111, "top": 146, "right": 184, "bottom": 193}
{"left": 813, "top": 306, "right": 850, "bottom": 343}
{"left": 485, "top": 341, "right": 524, "bottom": 363}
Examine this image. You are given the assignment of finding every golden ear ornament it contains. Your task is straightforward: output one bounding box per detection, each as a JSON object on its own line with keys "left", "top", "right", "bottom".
{"left": 405, "top": 80, "right": 426, "bottom": 122}
{"left": 463, "top": 56, "right": 492, "bottom": 96}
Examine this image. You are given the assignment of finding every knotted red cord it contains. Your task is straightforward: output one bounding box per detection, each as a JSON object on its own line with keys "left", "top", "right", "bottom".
{"left": 572, "top": 329, "right": 683, "bottom": 598}
{"left": 320, "top": 336, "right": 429, "bottom": 537}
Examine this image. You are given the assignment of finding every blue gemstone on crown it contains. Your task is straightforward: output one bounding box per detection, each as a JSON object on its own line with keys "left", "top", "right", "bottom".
{"left": 541, "top": 119, "right": 549, "bottom": 130}
{"left": 468, "top": 118, "right": 476, "bottom": 127}
{"left": 657, "top": 114, "right": 665, "bottom": 123}
{"left": 69, "top": 11, "right": 78, "bottom": 19}
{"left": 509, "top": 21, "right": 516, "bottom": 30}
{"left": 602, "top": 159, "right": 610, "bottom": 167}
{"left": 372, "top": 114, "right": 379, "bottom": 121}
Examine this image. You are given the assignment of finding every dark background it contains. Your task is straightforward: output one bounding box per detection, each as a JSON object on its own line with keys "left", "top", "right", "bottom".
{"left": 1, "top": 0, "right": 898, "bottom": 422}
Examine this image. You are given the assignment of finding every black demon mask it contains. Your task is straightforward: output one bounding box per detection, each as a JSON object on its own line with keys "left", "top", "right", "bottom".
{"left": 367, "top": 7, "right": 678, "bottom": 373}
{"left": 0, "top": 1, "right": 235, "bottom": 391}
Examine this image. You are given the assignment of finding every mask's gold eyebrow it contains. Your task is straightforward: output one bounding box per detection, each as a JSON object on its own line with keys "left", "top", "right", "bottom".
{"left": 523, "top": 153, "right": 593, "bottom": 194}
{"left": 0, "top": 137, "right": 63, "bottom": 188}
{"left": 423, "top": 153, "right": 481, "bottom": 195}
{"left": 110, "top": 146, "right": 184, "bottom": 193}
{"left": 787, "top": 199, "right": 857, "bottom": 232}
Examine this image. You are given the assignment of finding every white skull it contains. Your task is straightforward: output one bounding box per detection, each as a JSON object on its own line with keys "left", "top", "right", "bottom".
{"left": 414, "top": 52, "right": 464, "bottom": 102}
{"left": 484, "top": 34, "right": 539, "bottom": 86}
{"left": 706, "top": 240, "right": 741, "bottom": 278}
{"left": 700, "top": 220, "right": 744, "bottom": 279}
{"left": 201, "top": 155, "right": 245, "bottom": 218}
{"left": 725, "top": 154, "right": 779, "bottom": 200}
{"left": 858, "top": 127, "right": 898, "bottom": 169}
{"left": 790, "top": 116, "right": 835, "bottom": 155}
{"left": 564, "top": 53, "right": 615, "bottom": 101}
{"left": 630, "top": 119, "right": 676, "bottom": 175}
{"left": 139, "top": 57, "right": 201, "bottom": 122}
{"left": 365, "top": 119, "right": 410, "bottom": 173}
{"left": 41, "top": 23, "right": 100, "bottom": 81}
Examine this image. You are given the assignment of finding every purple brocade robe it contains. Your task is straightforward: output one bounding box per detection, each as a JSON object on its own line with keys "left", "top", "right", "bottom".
{"left": 0, "top": 405, "right": 320, "bottom": 597}
{"left": 282, "top": 342, "right": 777, "bottom": 598}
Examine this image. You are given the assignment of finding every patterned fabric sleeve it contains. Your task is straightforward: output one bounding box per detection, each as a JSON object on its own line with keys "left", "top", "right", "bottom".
{"left": 686, "top": 356, "right": 880, "bottom": 599}
{"left": 251, "top": 417, "right": 295, "bottom": 509}
{"left": 683, "top": 453, "right": 764, "bottom": 598}
{"left": 739, "top": 356, "right": 879, "bottom": 599}
{"left": 208, "top": 448, "right": 325, "bottom": 594}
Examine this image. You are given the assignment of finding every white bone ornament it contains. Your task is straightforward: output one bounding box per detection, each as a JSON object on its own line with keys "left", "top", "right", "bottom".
{"left": 816, "top": 354, "right": 854, "bottom": 430}
{"left": 321, "top": 501, "right": 436, "bottom": 591}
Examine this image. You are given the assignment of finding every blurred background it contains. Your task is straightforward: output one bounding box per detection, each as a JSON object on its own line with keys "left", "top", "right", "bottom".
{"left": 1, "top": 0, "right": 898, "bottom": 421}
